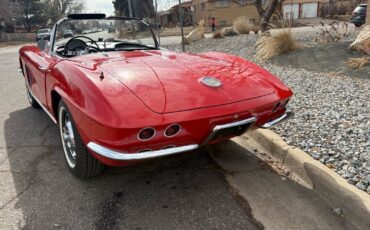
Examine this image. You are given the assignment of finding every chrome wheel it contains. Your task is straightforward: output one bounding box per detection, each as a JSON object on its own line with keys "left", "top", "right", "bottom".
{"left": 24, "top": 83, "right": 40, "bottom": 108}
{"left": 26, "top": 88, "right": 33, "bottom": 104}
{"left": 59, "top": 106, "right": 76, "bottom": 168}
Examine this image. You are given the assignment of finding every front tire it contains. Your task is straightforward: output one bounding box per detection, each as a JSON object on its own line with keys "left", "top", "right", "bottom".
{"left": 58, "top": 100, "right": 104, "bottom": 179}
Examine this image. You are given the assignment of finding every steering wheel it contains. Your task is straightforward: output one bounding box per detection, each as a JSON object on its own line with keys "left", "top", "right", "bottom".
{"left": 64, "top": 35, "right": 101, "bottom": 56}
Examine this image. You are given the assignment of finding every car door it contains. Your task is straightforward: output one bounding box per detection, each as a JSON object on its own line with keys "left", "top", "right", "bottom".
{"left": 24, "top": 41, "right": 56, "bottom": 107}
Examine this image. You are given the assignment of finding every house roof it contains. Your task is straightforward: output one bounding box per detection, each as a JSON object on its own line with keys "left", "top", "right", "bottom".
{"left": 170, "top": 0, "right": 192, "bottom": 10}
{"left": 158, "top": 11, "right": 171, "bottom": 16}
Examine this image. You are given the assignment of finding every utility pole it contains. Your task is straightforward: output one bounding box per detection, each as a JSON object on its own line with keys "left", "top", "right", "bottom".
{"left": 128, "top": 0, "right": 133, "bottom": 17}
{"left": 155, "top": 0, "right": 160, "bottom": 45}
{"left": 128, "top": 0, "right": 135, "bottom": 38}
{"left": 178, "top": 0, "right": 185, "bottom": 52}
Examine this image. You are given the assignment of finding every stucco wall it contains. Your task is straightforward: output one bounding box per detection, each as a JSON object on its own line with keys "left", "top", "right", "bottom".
{"left": 209, "top": 3, "right": 259, "bottom": 26}
{"left": 193, "top": 0, "right": 259, "bottom": 26}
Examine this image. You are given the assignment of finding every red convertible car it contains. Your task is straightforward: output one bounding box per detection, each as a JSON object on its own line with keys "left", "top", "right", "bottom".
{"left": 19, "top": 14, "right": 294, "bottom": 179}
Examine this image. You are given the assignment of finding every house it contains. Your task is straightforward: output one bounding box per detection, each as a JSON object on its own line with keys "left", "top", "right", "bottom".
{"left": 282, "top": 0, "right": 323, "bottom": 19}
{"left": 170, "top": 1, "right": 193, "bottom": 26}
{"left": 159, "top": 1, "right": 193, "bottom": 27}
{"left": 192, "top": 0, "right": 259, "bottom": 26}
{"left": 158, "top": 11, "right": 171, "bottom": 27}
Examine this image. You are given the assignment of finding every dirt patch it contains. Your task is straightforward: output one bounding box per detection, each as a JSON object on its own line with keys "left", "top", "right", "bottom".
{"left": 270, "top": 42, "right": 370, "bottom": 79}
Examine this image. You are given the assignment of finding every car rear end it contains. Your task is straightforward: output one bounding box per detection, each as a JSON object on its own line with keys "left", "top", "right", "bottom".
{"left": 79, "top": 92, "right": 293, "bottom": 167}
{"left": 352, "top": 4, "right": 367, "bottom": 27}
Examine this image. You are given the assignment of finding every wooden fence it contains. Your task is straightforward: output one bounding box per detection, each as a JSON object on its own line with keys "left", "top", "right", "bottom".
{"left": 0, "top": 32, "right": 35, "bottom": 42}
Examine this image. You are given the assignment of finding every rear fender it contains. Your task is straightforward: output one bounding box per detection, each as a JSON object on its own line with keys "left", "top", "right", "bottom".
{"left": 199, "top": 52, "right": 293, "bottom": 99}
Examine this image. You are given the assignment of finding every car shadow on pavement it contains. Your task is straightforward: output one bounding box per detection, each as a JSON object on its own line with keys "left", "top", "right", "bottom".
{"left": 2, "top": 107, "right": 261, "bottom": 229}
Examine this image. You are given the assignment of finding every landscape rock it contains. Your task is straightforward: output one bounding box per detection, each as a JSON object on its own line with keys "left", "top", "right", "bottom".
{"left": 164, "top": 33, "right": 370, "bottom": 192}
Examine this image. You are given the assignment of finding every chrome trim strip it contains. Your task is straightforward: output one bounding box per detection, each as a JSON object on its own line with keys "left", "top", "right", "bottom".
{"left": 202, "top": 117, "right": 257, "bottom": 145}
{"left": 213, "top": 117, "right": 257, "bottom": 131}
{"left": 28, "top": 89, "right": 57, "bottom": 124}
{"left": 261, "top": 111, "right": 294, "bottom": 128}
{"left": 87, "top": 142, "right": 199, "bottom": 161}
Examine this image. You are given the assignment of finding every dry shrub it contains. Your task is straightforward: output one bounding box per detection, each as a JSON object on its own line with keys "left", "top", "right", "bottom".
{"left": 346, "top": 57, "right": 370, "bottom": 69}
{"left": 314, "top": 21, "right": 352, "bottom": 44}
{"left": 256, "top": 30, "right": 300, "bottom": 60}
{"left": 233, "top": 16, "right": 259, "bottom": 34}
{"left": 213, "top": 30, "right": 224, "bottom": 39}
{"left": 233, "top": 16, "right": 252, "bottom": 34}
{"left": 184, "top": 20, "right": 205, "bottom": 44}
{"left": 256, "top": 12, "right": 300, "bottom": 60}
{"left": 349, "top": 25, "right": 370, "bottom": 54}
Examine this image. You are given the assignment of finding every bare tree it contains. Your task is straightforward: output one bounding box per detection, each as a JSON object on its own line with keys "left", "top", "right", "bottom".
{"left": 254, "top": 0, "right": 280, "bottom": 32}
{"left": 12, "top": 0, "right": 43, "bottom": 32}
{"left": 42, "top": 0, "right": 85, "bottom": 24}
{"left": 113, "top": 0, "right": 155, "bottom": 18}
{"left": 54, "top": 0, "right": 84, "bottom": 15}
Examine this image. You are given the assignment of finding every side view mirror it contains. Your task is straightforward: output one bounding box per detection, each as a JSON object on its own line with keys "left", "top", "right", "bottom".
{"left": 37, "top": 39, "right": 48, "bottom": 50}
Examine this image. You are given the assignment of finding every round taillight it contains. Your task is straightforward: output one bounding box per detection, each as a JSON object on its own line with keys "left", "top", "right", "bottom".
{"left": 164, "top": 124, "right": 181, "bottom": 137}
{"left": 138, "top": 128, "right": 156, "bottom": 141}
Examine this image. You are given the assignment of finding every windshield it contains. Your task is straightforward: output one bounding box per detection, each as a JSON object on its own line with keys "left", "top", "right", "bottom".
{"left": 38, "top": 29, "right": 50, "bottom": 34}
{"left": 53, "top": 18, "right": 157, "bottom": 57}
{"left": 354, "top": 6, "right": 366, "bottom": 13}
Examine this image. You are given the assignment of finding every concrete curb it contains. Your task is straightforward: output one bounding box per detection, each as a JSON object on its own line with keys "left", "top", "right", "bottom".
{"left": 246, "top": 128, "right": 370, "bottom": 230}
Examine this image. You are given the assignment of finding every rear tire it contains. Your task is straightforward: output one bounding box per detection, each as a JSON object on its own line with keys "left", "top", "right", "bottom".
{"left": 58, "top": 100, "right": 104, "bottom": 179}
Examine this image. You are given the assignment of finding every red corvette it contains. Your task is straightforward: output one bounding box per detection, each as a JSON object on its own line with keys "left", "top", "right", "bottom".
{"left": 18, "top": 14, "right": 294, "bottom": 178}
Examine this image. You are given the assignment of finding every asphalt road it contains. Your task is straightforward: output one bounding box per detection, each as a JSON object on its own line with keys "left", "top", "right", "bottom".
{"left": 0, "top": 46, "right": 260, "bottom": 229}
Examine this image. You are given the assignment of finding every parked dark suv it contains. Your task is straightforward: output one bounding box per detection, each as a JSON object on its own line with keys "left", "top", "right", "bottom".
{"left": 351, "top": 4, "right": 367, "bottom": 27}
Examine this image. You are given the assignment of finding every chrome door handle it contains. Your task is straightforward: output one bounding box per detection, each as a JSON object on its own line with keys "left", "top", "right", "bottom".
{"left": 38, "top": 67, "right": 48, "bottom": 72}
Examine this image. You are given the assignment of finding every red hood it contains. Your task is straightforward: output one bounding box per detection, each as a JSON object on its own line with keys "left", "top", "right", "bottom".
{"left": 77, "top": 50, "right": 275, "bottom": 114}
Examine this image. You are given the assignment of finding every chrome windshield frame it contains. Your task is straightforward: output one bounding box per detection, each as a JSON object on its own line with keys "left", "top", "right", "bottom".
{"left": 49, "top": 15, "right": 159, "bottom": 56}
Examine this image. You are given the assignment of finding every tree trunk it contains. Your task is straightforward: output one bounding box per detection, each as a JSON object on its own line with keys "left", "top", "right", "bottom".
{"left": 260, "top": 0, "right": 279, "bottom": 32}
{"left": 24, "top": 12, "right": 31, "bottom": 32}
{"left": 254, "top": 0, "right": 264, "bottom": 18}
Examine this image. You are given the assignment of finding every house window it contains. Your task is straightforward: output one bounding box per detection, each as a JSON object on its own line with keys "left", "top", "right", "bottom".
{"left": 239, "top": 0, "right": 246, "bottom": 5}
{"left": 215, "top": 0, "right": 229, "bottom": 8}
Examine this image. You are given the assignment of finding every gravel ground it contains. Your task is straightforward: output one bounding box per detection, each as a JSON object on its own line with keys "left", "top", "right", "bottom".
{"left": 164, "top": 33, "right": 370, "bottom": 193}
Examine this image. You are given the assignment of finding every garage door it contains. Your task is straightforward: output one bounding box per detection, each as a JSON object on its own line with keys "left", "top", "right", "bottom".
{"left": 283, "top": 4, "right": 299, "bottom": 20}
{"left": 301, "top": 3, "right": 318, "bottom": 18}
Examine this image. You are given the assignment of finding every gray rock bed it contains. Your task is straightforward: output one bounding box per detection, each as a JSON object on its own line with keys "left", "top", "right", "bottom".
{"left": 163, "top": 34, "right": 370, "bottom": 193}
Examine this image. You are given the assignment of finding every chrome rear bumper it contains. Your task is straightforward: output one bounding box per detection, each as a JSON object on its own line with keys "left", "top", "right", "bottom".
{"left": 87, "top": 117, "right": 257, "bottom": 161}
{"left": 260, "top": 111, "right": 294, "bottom": 128}
{"left": 87, "top": 142, "right": 199, "bottom": 161}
